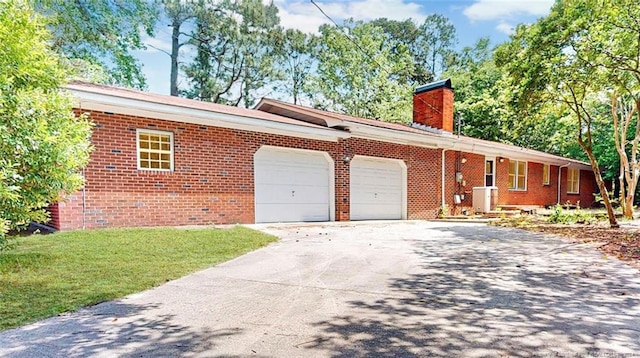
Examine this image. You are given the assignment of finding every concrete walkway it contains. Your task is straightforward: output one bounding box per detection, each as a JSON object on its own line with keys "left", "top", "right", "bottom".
{"left": 1, "top": 221, "right": 640, "bottom": 357}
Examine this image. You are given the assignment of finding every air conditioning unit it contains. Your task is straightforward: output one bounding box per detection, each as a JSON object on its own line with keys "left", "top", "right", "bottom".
{"left": 472, "top": 186, "right": 498, "bottom": 213}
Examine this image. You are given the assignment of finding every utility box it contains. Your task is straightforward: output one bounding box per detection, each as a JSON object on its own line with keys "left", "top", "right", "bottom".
{"left": 472, "top": 186, "right": 498, "bottom": 213}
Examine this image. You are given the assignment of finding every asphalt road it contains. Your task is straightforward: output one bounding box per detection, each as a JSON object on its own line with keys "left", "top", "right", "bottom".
{"left": 2, "top": 221, "right": 640, "bottom": 357}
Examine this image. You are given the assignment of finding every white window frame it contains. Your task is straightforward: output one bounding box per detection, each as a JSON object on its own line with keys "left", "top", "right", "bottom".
{"left": 542, "top": 164, "right": 550, "bottom": 185}
{"left": 567, "top": 168, "right": 580, "bottom": 194}
{"left": 136, "top": 129, "right": 174, "bottom": 171}
{"left": 508, "top": 160, "right": 527, "bottom": 191}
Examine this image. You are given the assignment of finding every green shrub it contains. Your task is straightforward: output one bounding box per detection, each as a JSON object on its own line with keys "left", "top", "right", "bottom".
{"left": 547, "top": 204, "right": 596, "bottom": 224}
{"left": 438, "top": 204, "right": 450, "bottom": 218}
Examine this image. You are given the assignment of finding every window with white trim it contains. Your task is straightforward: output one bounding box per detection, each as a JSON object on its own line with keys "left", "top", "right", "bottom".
{"left": 137, "top": 129, "right": 173, "bottom": 171}
{"left": 542, "top": 164, "right": 550, "bottom": 185}
{"left": 508, "top": 160, "right": 527, "bottom": 190}
{"left": 567, "top": 168, "right": 580, "bottom": 194}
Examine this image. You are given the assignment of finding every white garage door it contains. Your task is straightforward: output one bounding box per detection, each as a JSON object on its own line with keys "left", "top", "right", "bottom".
{"left": 254, "top": 147, "right": 332, "bottom": 223}
{"left": 350, "top": 156, "right": 404, "bottom": 220}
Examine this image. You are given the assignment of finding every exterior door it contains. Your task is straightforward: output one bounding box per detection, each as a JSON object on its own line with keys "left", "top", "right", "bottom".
{"left": 485, "top": 159, "right": 495, "bottom": 187}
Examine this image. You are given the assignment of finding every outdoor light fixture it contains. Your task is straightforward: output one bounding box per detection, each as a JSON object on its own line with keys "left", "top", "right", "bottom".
{"left": 461, "top": 157, "right": 467, "bottom": 164}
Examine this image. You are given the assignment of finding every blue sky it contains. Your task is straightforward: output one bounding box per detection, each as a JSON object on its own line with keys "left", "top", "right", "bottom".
{"left": 135, "top": 0, "right": 554, "bottom": 95}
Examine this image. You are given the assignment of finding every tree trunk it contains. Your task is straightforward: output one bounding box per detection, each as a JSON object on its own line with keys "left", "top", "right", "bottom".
{"left": 578, "top": 138, "right": 619, "bottom": 228}
{"left": 170, "top": 19, "right": 180, "bottom": 97}
{"left": 620, "top": 165, "right": 628, "bottom": 217}
{"left": 611, "top": 94, "right": 639, "bottom": 219}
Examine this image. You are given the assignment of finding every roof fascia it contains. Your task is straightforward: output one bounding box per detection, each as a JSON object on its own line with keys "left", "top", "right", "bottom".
{"left": 345, "top": 123, "right": 454, "bottom": 149}
{"left": 70, "top": 89, "right": 348, "bottom": 142}
{"left": 452, "top": 140, "right": 591, "bottom": 170}
{"left": 255, "top": 99, "right": 345, "bottom": 128}
{"left": 345, "top": 121, "right": 591, "bottom": 169}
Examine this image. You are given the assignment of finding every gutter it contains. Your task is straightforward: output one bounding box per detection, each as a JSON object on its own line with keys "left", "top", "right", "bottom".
{"left": 557, "top": 162, "right": 571, "bottom": 204}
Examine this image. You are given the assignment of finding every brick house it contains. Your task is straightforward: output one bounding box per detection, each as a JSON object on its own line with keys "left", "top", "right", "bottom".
{"left": 48, "top": 79, "right": 596, "bottom": 230}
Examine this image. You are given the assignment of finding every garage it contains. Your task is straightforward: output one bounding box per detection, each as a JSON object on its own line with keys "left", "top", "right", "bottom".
{"left": 254, "top": 146, "right": 333, "bottom": 223}
{"left": 350, "top": 156, "right": 406, "bottom": 220}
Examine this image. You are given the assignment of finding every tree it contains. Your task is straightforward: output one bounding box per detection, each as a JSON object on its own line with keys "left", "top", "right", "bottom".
{"left": 611, "top": 95, "right": 640, "bottom": 217}
{"left": 443, "top": 38, "right": 508, "bottom": 141}
{"left": 159, "top": 0, "right": 206, "bottom": 96}
{"left": 0, "top": 1, "right": 93, "bottom": 242}
{"left": 33, "top": 0, "right": 158, "bottom": 89}
{"left": 372, "top": 16, "right": 457, "bottom": 84}
{"left": 371, "top": 18, "right": 430, "bottom": 84}
{"left": 312, "top": 20, "right": 414, "bottom": 122}
{"left": 418, "top": 14, "right": 457, "bottom": 79}
{"left": 494, "top": 0, "right": 636, "bottom": 227}
{"left": 183, "top": 0, "right": 282, "bottom": 107}
{"left": 276, "top": 29, "right": 317, "bottom": 105}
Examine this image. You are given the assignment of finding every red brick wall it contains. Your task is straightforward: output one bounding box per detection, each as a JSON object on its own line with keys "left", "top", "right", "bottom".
{"left": 51, "top": 110, "right": 599, "bottom": 229}
{"left": 560, "top": 168, "right": 597, "bottom": 207}
{"left": 54, "top": 110, "right": 345, "bottom": 229}
{"left": 431, "top": 151, "right": 486, "bottom": 215}
{"left": 47, "top": 203, "right": 60, "bottom": 229}
{"left": 494, "top": 159, "right": 596, "bottom": 208}
{"left": 53, "top": 110, "right": 448, "bottom": 230}
{"left": 412, "top": 88, "right": 454, "bottom": 132}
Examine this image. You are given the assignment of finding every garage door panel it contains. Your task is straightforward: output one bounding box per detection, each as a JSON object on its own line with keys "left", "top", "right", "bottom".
{"left": 255, "top": 203, "right": 329, "bottom": 222}
{"left": 350, "top": 157, "right": 404, "bottom": 221}
{"left": 255, "top": 183, "right": 330, "bottom": 204}
{"left": 256, "top": 166, "right": 329, "bottom": 187}
{"left": 255, "top": 147, "right": 332, "bottom": 223}
{"left": 255, "top": 169, "right": 328, "bottom": 187}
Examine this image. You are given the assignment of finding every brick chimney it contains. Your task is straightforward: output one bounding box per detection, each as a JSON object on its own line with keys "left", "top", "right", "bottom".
{"left": 413, "top": 78, "right": 454, "bottom": 132}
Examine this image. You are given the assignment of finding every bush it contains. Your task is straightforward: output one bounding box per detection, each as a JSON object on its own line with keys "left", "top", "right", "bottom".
{"left": 547, "top": 204, "right": 596, "bottom": 224}
{"left": 0, "top": 1, "right": 92, "bottom": 242}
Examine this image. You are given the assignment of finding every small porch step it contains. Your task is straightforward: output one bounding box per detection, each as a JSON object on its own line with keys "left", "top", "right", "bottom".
{"left": 439, "top": 215, "right": 483, "bottom": 220}
{"left": 497, "top": 205, "right": 542, "bottom": 215}
{"left": 433, "top": 215, "right": 497, "bottom": 223}
{"left": 481, "top": 210, "right": 521, "bottom": 218}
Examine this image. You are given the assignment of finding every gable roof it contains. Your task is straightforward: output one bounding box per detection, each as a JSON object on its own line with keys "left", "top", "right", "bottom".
{"left": 255, "top": 98, "right": 591, "bottom": 170}
{"left": 65, "top": 82, "right": 347, "bottom": 142}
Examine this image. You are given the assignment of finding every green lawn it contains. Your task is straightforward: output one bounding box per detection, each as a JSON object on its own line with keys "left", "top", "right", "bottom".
{"left": 0, "top": 226, "right": 277, "bottom": 330}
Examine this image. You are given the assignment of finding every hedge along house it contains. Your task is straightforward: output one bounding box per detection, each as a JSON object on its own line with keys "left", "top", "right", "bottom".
{"left": 48, "top": 80, "right": 596, "bottom": 230}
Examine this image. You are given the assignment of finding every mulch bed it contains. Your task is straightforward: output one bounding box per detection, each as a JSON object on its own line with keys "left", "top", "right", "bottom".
{"left": 493, "top": 217, "right": 640, "bottom": 270}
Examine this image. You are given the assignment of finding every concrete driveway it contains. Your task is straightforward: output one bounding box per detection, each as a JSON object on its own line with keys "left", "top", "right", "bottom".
{"left": 2, "top": 222, "right": 640, "bottom": 357}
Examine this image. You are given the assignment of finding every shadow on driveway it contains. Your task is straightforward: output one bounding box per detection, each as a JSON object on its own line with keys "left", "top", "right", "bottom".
{"left": 0, "top": 300, "right": 242, "bottom": 358}
{"left": 304, "top": 224, "right": 640, "bottom": 357}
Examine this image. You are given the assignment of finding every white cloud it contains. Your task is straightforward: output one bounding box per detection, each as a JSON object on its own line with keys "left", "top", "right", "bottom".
{"left": 277, "top": 0, "right": 428, "bottom": 33}
{"left": 463, "top": 0, "right": 553, "bottom": 21}
{"left": 277, "top": 2, "right": 331, "bottom": 33}
{"left": 496, "top": 21, "right": 515, "bottom": 35}
{"left": 142, "top": 36, "right": 173, "bottom": 54}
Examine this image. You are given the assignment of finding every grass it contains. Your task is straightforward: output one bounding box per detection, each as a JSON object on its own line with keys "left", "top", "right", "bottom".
{"left": 0, "top": 226, "right": 277, "bottom": 331}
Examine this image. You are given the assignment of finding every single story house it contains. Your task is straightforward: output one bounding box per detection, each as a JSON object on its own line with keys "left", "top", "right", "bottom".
{"left": 48, "top": 79, "right": 596, "bottom": 230}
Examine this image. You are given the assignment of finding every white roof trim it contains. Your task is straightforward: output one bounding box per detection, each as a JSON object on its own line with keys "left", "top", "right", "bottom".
{"left": 342, "top": 121, "right": 591, "bottom": 170}
{"left": 68, "top": 88, "right": 348, "bottom": 142}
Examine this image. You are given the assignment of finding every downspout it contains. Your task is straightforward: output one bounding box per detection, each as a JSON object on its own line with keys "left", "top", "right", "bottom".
{"left": 442, "top": 148, "right": 451, "bottom": 211}
{"left": 82, "top": 163, "right": 86, "bottom": 230}
{"left": 79, "top": 101, "right": 87, "bottom": 230}
{"left": 557, "top": 162, "right": 571, "bottom": 204}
